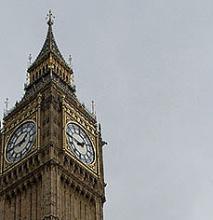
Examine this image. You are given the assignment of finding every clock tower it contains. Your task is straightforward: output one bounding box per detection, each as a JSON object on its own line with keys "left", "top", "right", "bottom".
{"left": 0, "top": 11, "right": 106, "bottom": 220}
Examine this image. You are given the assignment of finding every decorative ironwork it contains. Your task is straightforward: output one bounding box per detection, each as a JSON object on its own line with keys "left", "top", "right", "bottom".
{"left": 46, "top": 9, "right": 55, "bottom": 26}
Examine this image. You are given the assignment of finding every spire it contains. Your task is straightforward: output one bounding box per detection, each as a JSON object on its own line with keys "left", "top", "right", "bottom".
{"left": 26, "top": 11, "right": 74, "bottom": 90}
{"left": 28, "top": 10, "right": 68, "bottom": 71}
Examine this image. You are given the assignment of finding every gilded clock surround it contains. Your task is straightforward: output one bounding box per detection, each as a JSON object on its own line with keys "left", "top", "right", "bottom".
{"left": 1, "top": 93, "right": 42, "bottom": 172}
{"left": 63, "top": 101, "right": 99, "bottom": 173}
{"left": 66, "top": 121, "right": 96, "bottom": 164}
{"left": 0, "top": 11, "right": 105, "bottom": 220}
{"left": 5, "top": 120, "right": 37, "bottom": 164}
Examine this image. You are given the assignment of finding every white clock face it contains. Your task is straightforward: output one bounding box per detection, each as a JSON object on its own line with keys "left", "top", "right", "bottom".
{"left": 66, "top": 122, "right": 95, "bottom": 164}
{"left": 6, "top": 121, "right": 36, "bottom": 163}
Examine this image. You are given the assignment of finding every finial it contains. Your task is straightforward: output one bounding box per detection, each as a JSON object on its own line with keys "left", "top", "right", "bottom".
{"left": 25, "top": 54, "right": 31, "bottom": 86}
{"left": 28, "top": 53, "right": 32, "bottom": 66}
{"left": 92, "top": 100, "right": 96, "bottom": 115}
{"left": 5, "top": 98, "right": 9, "bottom": 112}
{"left": 46, "top": 9, "right": 55, "bottom": 26}
{"left": 98, "top": 123, "right": 102, "bottom": 133}
{"left": 4, "top": 98, "right": 9, "bottom": 116}
{"left": 68, "top": 55, "right": 72, "bottom": 67}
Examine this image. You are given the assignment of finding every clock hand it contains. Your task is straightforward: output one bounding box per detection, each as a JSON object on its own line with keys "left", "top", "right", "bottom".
{"left": 13, "top": 133, "right": 28, "bottom": 149}
{"left": 66, "top": 132, "right": 77, "bottom": 142}
{"left": 18, "top": 137, "right": 27, "bottom": 146}
{"left": 73, "top": 138, "right": 85, "bottom": 147}
{"left": 77, "top": 142, "right": 85, "bottom": 147}
{"left": 67, "top": 132, "right": 84, "bottom": 146}
{"left": 13, "top": 139, "right": 24, "bottom": 149}
{"left": 22, "top": 132, "right": 28, "bottom": 141}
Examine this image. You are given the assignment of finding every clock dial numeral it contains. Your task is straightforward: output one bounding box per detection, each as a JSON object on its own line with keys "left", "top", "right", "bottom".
{"left": 5, "top": 121, "right": 36, "bottom": 163}
{"left": 66, "top": 122, "right": 95, "bottom": 164}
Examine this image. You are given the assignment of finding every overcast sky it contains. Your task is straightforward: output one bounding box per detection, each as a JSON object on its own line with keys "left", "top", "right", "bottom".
{"left": 1, "top": 1, "right": 213, "bottom": 219}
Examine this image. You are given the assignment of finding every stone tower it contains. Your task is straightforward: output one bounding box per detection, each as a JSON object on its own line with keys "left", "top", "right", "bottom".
{"left": 0, "top": 11, "right": 106, "bottom": 220}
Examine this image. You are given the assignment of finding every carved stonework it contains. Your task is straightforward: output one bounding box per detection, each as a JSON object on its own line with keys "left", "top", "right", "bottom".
{"left": 0, "top": 12, "right": 105, "bottom": 220}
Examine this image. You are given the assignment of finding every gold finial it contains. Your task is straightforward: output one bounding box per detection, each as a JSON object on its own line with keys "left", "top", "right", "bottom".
{"left": 46, "top": 9, "right": 55, "bottom": 26}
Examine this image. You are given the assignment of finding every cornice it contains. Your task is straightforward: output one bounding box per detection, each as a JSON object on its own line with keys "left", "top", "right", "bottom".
{"left": 0, "top": 145, "right": 105, "bottom": 203}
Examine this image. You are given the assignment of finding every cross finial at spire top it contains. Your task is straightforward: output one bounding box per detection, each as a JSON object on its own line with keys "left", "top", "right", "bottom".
{"left": 46, "top": 9, "right": 55, "bottom": 26}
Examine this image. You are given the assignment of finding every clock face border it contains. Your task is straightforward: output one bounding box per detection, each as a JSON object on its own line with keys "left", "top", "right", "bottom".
{"left": 5, "top": 120, "right": 37, "bottom": 164}
{"left": 65, "top": 121, "right": 96, "bottom": 165}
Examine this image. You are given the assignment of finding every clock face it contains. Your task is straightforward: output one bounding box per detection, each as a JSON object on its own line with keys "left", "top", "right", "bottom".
{"left": 6, "top": 121, "right": 36, "bottom": 163}
{"left": 66, "top": 122, "right": 95, "bottom": 164}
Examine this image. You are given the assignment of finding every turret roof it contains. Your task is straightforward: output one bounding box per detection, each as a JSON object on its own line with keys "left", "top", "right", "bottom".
{"left": 28, "top": 10, "right": 70, "bottom": 71}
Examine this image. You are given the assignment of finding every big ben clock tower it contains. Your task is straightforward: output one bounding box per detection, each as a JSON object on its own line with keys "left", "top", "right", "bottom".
{"left": 0, "top": 11, "right": 106, "bottom": 220}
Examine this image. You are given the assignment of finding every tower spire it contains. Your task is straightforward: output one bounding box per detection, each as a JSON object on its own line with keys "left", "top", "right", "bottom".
{"left": 26, "top": 11, "right": 74, "bottom": 91}
{"left": 28, "top": 10, "right": 70, "bottom": 72}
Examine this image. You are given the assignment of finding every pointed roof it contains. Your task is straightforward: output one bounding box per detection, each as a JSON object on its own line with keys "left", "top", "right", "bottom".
{"left": 28, "top": 10, "right": 70, "bottom": 71}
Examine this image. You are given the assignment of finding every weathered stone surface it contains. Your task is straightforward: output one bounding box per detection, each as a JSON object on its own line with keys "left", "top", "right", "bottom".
{"left": 0, "top": 12, "right": 105, "bottom": 220}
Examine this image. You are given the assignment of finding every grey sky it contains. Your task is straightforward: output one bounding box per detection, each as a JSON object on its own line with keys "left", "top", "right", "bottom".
{"left": 1, "top": 0, "right": 213, "bottom": 219}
